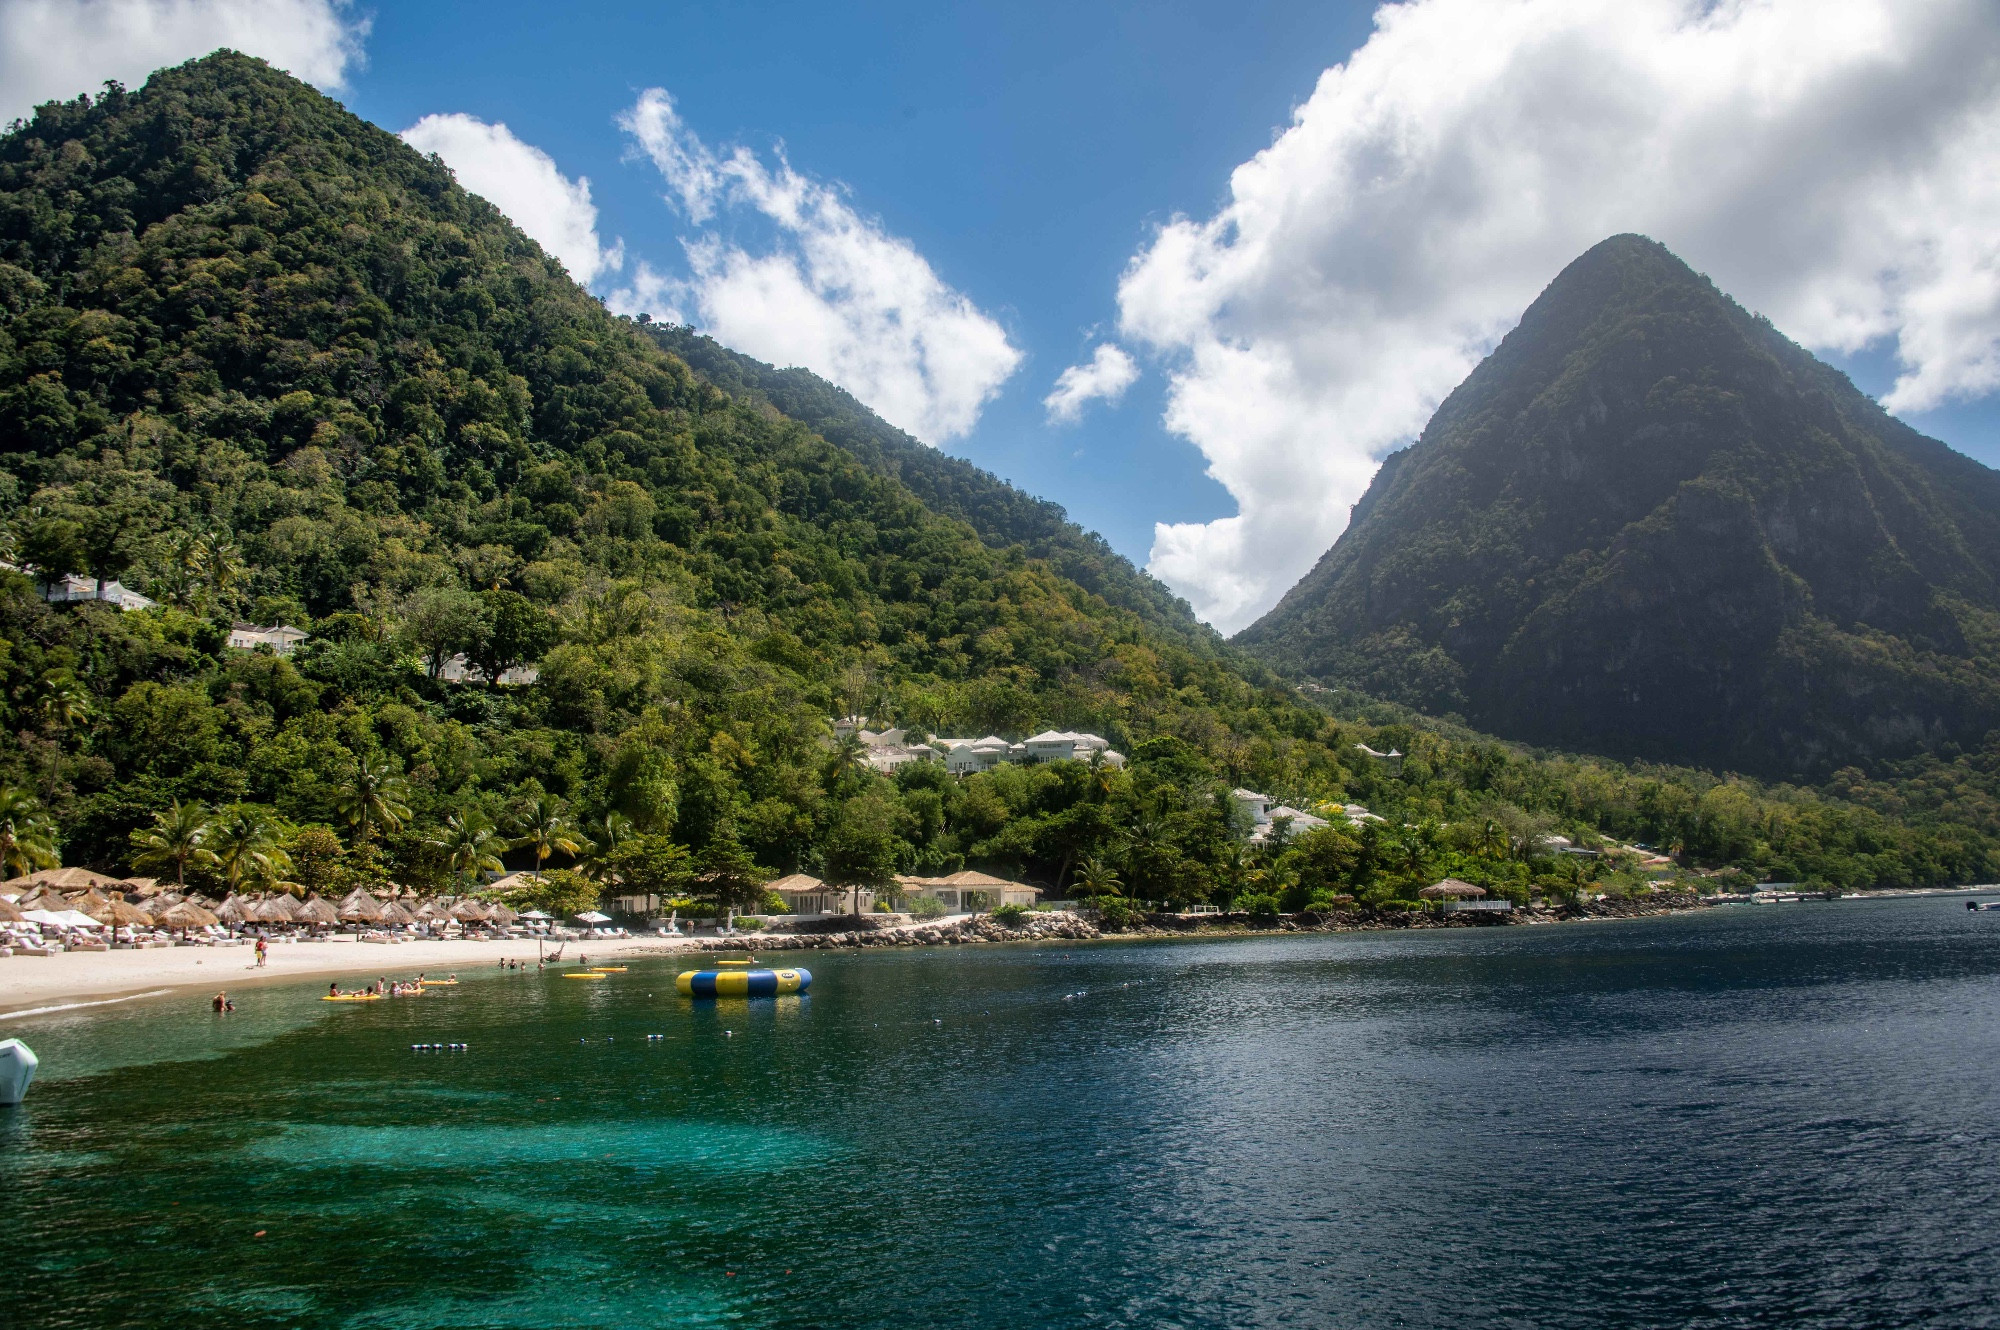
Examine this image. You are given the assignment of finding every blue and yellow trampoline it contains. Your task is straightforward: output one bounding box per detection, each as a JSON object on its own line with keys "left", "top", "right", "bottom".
{"left": 676, "top": 965, "right": 811, "bottom": 997}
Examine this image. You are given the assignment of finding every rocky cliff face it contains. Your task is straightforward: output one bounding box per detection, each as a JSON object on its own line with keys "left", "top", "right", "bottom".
{"left": 1237, "top": 235, "right": 2000, "bottom": 777}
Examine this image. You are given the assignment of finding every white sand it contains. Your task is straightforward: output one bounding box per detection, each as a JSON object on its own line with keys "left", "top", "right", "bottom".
{"left": 0, "top": 935, "right": 714, "bottom": 1012}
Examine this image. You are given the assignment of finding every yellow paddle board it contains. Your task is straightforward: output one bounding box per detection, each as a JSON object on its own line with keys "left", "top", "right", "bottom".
{"left": 562, "top": 972, "right": 607, "bottom": 980}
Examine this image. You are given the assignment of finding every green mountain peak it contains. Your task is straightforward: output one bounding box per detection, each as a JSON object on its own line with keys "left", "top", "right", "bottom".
{"left": 1238, "top": 233, "right": 2000, "bottom": 778}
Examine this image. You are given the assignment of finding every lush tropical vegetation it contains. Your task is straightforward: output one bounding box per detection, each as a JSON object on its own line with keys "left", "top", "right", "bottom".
{"left": 0, "top": 56, "right": 1990, "bottom": 920}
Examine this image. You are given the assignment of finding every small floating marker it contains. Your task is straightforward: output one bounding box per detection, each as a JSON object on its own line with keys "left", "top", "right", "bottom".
{"left": 724, "top": 1030, "right": 734, "bottom": 1038}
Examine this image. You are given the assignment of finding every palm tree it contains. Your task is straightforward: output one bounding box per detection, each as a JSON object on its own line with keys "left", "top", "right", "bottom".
{"left": 193, "top": 531, "right": 245, "bottom": 609}
{"left": 428, "top": 812, "right": 505, "bottom": 885}
{"left": 0, "top": 786, "right": 59, "bottom": 879}
{"left": 203, "top": 805, "right": 292, "bottom": 891}
{"left": 128, "top": 800, "right": 217, "bottom": 888}
{"left": 35, "top": 675, "right": 92, "bottom": 784}
{"left": 1076, "top": 856, "right": 1123, "bottom": 900}
{"left": 577, "top": 811, "right": 634, "bottom": 879}
{"left": 1473, "top": 818, "right": 1508, "bottom": 860}
{"left": 511, "top": 794, "right": 581, "bottom": 874}
{"left": 38, "top": 677, "right": 92, "bottom": 740}
{"left": 331, "top": 755, "right": 412, "bottom": 844}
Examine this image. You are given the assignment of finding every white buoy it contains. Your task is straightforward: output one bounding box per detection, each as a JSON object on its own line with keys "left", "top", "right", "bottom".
{"left": 0, "top": 1039, "right": 38, "bottom": 1105}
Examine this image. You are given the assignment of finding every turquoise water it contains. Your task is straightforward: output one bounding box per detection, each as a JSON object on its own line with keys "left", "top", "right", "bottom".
{"left": 5, "top": 897, "right": 2000, "bottom": 1328}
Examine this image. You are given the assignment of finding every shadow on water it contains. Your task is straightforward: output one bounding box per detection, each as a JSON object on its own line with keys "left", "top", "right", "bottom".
{"left": 3, "top": 896, "right": 1999, "bottom": 1328}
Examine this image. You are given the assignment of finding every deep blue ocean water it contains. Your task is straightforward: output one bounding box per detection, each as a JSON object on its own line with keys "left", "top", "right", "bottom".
{"left": 4, "top": 895, "right": 1999, "bottom": 1329}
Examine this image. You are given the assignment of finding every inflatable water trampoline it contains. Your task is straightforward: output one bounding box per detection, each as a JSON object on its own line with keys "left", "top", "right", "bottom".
{"left": 676, "top": 965, "right": 811, "bottom": 997}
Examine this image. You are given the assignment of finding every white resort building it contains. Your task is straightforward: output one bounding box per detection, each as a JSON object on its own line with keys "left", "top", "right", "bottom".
{"left": 227, "top": 623, "right": 310, "bottom": 654}
{"left": 834, "top": 717, "right": 1126, "bottom": 776}
{"left": 40, "top": 574, "right": 156, "bottom": 611}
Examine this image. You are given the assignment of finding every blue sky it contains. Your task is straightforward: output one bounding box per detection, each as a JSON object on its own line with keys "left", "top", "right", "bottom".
{"left": 346, "top": 0, "right": 1381, "bottom": 563}
{"left": 7, "top": 0, "right": 1999, "bottom": 632}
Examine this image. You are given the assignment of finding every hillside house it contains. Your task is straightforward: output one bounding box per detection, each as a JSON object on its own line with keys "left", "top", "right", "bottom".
{"left": 935, "top": 731, "right": 1125, "bottom": 774}
{"left": 227, "top": 622, "right": 309, "bottom": 654}
{"left": 41, "top": 574, "right": 156, "bottom": 611}
{"left": 1354, "top": 743, "right": 1404, "bottom": 775}
{"left": 1229, "top": 788, "right": 1333, "bottom": 843}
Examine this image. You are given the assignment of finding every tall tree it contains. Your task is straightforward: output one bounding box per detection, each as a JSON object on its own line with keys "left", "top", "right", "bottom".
{"left": 331, "top": 756, "right": 412, "bottom": 844}
{"left": 202, "top": 804, "right": 292, "bottom": 890}
{"left": 427, "top": 812, "right": 504, "bottom": 885}
{"left": 510, "top": 794, "right": 581, "bottom": 874}
{"left": 0, "top": 787, "right": 59, "bottom": 878}
{"left": 128, "top": 800, "right": 216, "bottom": 888}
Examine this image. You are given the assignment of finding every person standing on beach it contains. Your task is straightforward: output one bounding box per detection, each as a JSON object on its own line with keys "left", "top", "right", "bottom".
{"left": 255, "top": 936, "right": 268, "bottom": 967}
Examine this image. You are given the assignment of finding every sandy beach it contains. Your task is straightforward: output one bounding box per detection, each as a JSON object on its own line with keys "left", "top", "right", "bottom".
{"left": 0, "top": 935, "right": 711, "bottom": 1014}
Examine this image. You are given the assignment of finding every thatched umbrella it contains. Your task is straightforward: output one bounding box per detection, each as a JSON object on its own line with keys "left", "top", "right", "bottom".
{"left": 1418, "top": 879, "right": 1488, "bottom": 900}
{"left": 297, "top": 894, "right": 340, "bottom": 928}
{"left": 33, "top": 867, "right": 119, "bottom": 891}
{"left": 70, "top": 886, "right": 115, "bottom": 915}
{"left": 122, "top": 877, "right": 163, "bottom": 898}
{"left": 339, "top": 890, "right": 385, "bottom": 924}
{"left": 450, "top": 899, "right": 491, "bottom": 923}
{"left": 18, "top": 886, "right": 66, "bottom": 911}
{"left": 255, "top": 894, "right": 301, "bottom": 924}
{"left": 0, "top": 896, "right": 25, "bottom": 923}
{"left": 378, "top": 900, "right": 416, "bottom": 927}
{"left": 213, "top": 894, "right": 251, "bottom": 926}
{"left": 85, "top": 898, "right": 155, "bottom": 943}
{"left": 156, "top": 900, "right": 219, "bottom": 934}
{"left": 487, "top": 903, "right": 518, "bottom": 926}
{"left": 413, "top": 899, "right": 447, "bottom": 921}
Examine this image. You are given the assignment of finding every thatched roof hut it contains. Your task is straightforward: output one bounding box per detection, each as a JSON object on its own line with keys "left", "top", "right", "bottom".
{"left": 297, "top": 895, "right": 340, "bottom": 926}
{"left": 28, "top": 867, "right": 123, "bottom": 892}
{"left": 338, "top": 889, "right": 385, "bottom": 923}
{"left": 95, "top": 898, "right": 155, "bottom": 928}
{"left": 378, "top": 900, "right": 416, "bottom": 927}
{"left": 255, "top": 894, "right": 301, "bottom": 923}
{"left": 450, "top": 899, "right": 491, "bottom": 923}
{"left": 1418, "top": 879, "right": 1488, "bottom": 900}
{"left": 156, "top": 900, "right": 219, "bottom": 931}
{"left": 214, "top": 895, "right": 251, "bottom": 925}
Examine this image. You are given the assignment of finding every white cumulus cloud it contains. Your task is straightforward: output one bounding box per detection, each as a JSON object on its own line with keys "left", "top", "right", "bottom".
{"left": 1044, "top": 344, "right": 1139, "bottom": 423}
{"left": 0, "top": 0, "right": 367, "bottom": 124}
{"left": 1118, "top": 0, "right": 2000, "bottom": 634}
{"left": 401, "top": 113, "right": 623, "bottom": 287}
{"left": 618, "top": 88, "right": 1021, "bottom": 445}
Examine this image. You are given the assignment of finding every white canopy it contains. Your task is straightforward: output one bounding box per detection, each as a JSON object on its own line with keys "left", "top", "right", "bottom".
{"left": 517, "top": 909, "right": 552, "bottom": 920}
{"left": 23, "top": 909, "right": 103, "bottom": 928}
{"left": 573, "top": 910, "right": 611, "bottom": 923}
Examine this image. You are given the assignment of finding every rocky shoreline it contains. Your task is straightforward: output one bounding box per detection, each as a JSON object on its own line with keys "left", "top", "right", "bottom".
{"left": 643, "top": 890, "right": 1711, "bottom": 954}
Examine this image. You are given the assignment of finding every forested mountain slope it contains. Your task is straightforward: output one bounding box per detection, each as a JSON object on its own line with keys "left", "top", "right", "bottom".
{"left": 0, "top": 59, "right": 1984, "bottom": 901}
{"left": 1238, "top": 235, "right": 2000, "bottom": 781}
{"left": 647, "top": 325, "right": 1220, "bottom": 654}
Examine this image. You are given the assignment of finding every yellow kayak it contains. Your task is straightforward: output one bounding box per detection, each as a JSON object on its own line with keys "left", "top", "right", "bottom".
{"left": 562, "top": 972, "right": 607, "bottom": 980}
{"left": 322, "top": 994, "right": 381, "bottom": 1002}
{"left": 418, "top": 979, "right": 459, "bottom": 986}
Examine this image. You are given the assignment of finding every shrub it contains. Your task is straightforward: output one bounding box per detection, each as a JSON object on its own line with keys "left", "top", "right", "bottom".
{"left": 1234, "top": 892, "right": 1282, "bottom": 919}
{"left": 1095, "top": 897, "right": 1140, "bottom": 927}
{"left": 908, "top": 895, "right": 948, "bottom": 920}
{"left": 991, "top": 903, "right": 1028, "bottom": 926}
